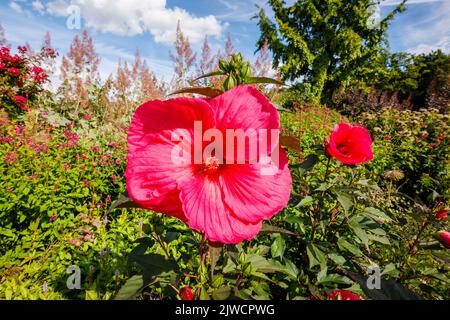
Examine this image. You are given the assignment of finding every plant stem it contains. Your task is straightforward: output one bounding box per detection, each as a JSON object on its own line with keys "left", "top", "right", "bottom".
{"left": 408, "top": 220, "right": 430, "bottom": 254}
{"left": 153, "top": 233, "right": 171, "bottom": 261}
{"left": 311, "top": 157, "right": 332, "bottom": 241}
{"left": 399, "top": 219, "right": 430, "bottom": 281}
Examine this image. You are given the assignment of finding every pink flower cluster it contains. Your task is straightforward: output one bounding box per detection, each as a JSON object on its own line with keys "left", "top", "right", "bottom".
{"left": 62, "top": 129, "right": 79, "bottom": 147}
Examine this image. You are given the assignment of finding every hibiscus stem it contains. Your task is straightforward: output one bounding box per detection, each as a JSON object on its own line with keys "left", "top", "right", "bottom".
{"left": 323, "top": 157, "right": 331, "bottom": 182}
{"left": 311, "top": 157, "right": 333, "bottom": 241}
{"left": 153, "top": 233, "right": 172, "bottom": 261}
{"left": 408, "top": 220, "right": 430, "bottom": 254}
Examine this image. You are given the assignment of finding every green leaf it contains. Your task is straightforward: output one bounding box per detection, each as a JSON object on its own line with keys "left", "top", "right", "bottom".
{"left": 348, "top": 218, "right": 369, "bottom": 247}
{"left": 209, "top": 244, "right": 223, "bottom": 278}
{"left": 245, "top": 76, "right": 284, "bottom": 85}
{"left": 271, "top": 236, "right": 286, "bottom": 260}
{"left": 367, "top": 233, "right": 390, "bottom": 245}
{"left": 108, "top": 192, "right": 142, "bottom": 214}
{"left": 336, "top": 191, "right": 353, "bottom": 215}
{"left": 85, "top": 290, "right": 99, "bottom": 300}
{"left": 200, "top": 286, "right": 210, "bottom": 300}
{"left": 248, "top": 254, "right": 283, "bottom": 273}
{"left": 260, "top": 224, "right": 298, "bottom": 236}
{"left": 129, "top": 253, "right": 177, "bottom": 285}
{"left": 306, "top": 244, "right": 326, "bottom": 269}
{"left": 212, "top": 287, "right": 231, "bottom": 300}
{"left": 114, "top": 275, "right": 143, "bottom": 300}
{"left": 273, "top": 104, "right": 291, "bottom": 112}
{"left": 363, "top": 207, "right": 392, "bottom": 223}
{"left": 279, "top": 258, "right": 299, "bottom": 279}
{"left": 129, "top": 238, "right": 155, "bottom": 257}
{"left": 167, "top": 87, "right": 223, "bottom": 98}
{"left": 193, "top": 71, "right": 224, "bottom": 82}
{"left": 295, "top": 195, "right": 313, "bottom": 208}
{"left": 337, "top": 238, "right": 363, "bottom": 257}
{"left": 328, "top": 253, "right": 346, "bottom": 266}
{"left": 289, "top": 154, "right": 319, "bottom": 172}
{"left": 381, "top": 263, "right": 398, "bottom": 277}
{"left": 318, "top": 273, "right": 352, "bottom": 285}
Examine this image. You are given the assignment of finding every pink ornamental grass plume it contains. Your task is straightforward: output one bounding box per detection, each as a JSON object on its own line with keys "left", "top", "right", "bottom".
{"left": 125, "top": 85, "right": 292, "bottom": 244}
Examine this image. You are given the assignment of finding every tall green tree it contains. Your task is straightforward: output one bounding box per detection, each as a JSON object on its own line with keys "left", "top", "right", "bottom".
{"left": 256, "top": 0, "right": 406, "bottom": 102}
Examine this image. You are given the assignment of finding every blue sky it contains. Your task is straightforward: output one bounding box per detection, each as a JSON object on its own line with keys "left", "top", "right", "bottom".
{"left": 1, "top": 0, "right": 449, "bottom": 82}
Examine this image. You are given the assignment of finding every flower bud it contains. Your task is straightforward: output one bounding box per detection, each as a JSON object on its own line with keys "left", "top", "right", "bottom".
{"left": 180, "top": 286, "right": 195, "bottom": 300}
{"left": 437, "top": 231, "right": 450, "bottom": 249}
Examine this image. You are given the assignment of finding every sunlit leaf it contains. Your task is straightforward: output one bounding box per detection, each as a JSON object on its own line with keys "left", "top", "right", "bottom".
{"left": 108, "top": 192, "right": 142, "bottom": 214}
{"left": 280, "top": 135, "right": 301, "bottom": 154}
{"left": 245, "top": 77, "right": 284, "bottom": 85}
{"left": 114, "top": 275, "right": 143, "bottom": 300}
{"left": 260, "top": 224, "right": 298, "bottom": 236}
{"left": 168, "top": 87, "right": 223, "bottom": 98}
{"left": 193, "top": 71, "right": 224, "bottom": 82}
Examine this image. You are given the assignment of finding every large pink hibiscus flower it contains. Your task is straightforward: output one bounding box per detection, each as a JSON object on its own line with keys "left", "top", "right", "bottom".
{"left": 125, "top": 85, "right": 292, "bottom": 244}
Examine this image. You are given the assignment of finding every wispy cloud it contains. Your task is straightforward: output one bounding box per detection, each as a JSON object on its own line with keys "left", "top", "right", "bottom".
{"left": 216, "top": 0, "right": 267, "bottom": 22}
{"left": 9, "top": 1, "right": 23, "bottom": 13}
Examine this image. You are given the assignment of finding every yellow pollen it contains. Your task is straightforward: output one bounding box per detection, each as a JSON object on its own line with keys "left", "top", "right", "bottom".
{"left": 204, "top": 156, "right": 221, "bottom": 172}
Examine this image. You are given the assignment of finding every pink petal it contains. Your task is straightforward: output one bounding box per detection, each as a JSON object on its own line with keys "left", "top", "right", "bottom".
{"left": 125, "top": 98, "right": 216, "bottom": 221}
{"left": 127, "top": 97, "right": 214, "bottom": 153}
{"left": 179, "top": 175, "right": 262, "bottom": 244}
{"left": 207, "top": 85, "right": 280, "bottom": 162}
{"left": 219, "top": 147, "right": 292, "bottom": 223}
{"left": 125, "top": 141, "right": 193, "bottom": 221}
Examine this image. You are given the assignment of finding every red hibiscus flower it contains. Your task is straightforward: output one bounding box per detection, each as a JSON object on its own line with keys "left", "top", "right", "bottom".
{"left": 179, "top": 287, "right": 195, "bottom": 300}
{"left": 325, "top": 122, "right": 373, "bottom": 165}
{"left": 125, "top": 85, "right": 292, "bottom": 244}
{"left": 437, "top": 231, "right": 450, "bottom": 249}
{"left": 435, "top": 209, "right": 448, "bottom": 220}
{"left": 327, "top": 290, "right": 361, "bottom": 300}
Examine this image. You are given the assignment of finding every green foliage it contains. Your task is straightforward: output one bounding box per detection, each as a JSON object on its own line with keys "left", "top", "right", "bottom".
{"left": 388, "top": 50, "right": 450, "bottom": 111}
{"left": 359, "top": 108, "right": 450, "bottom": 204}
{"left": 256, "top": 0, "right": 406, "bottom": 102}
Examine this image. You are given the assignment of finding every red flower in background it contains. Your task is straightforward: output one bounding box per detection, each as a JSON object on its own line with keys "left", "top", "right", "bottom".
{"left": 31, "top": 66, "right": 48, "bottom": 84}
{"left": 325, "top": 123, "right": 373, "bottom": 165}
{"left": 179, "top": 287, "right": 195, "bottom": 300}
{"left": 435, "top": 209, "right": 448, "bottom": 220}
{"left": 437, "top": 231, "right": 450, "bottom": 249}
{"left": 14, "top": 96, "right": 27, "bottom": 103}
{"left": 9, "top": 67, "right": 20, "bottom": 76}
{"left": 327, "top": 290, "right": 361, "bottom": 300}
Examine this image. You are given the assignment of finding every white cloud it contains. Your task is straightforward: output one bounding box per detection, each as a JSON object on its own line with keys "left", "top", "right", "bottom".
{"left": 46, "top": 0, "right": 70, "bottom": 16}
{"left": 32, "top": 0, "right": 45, "bottom": 15}
{"left": 44, "top": 0, "right": 224, "bottom": 45}
{"left": 9, "top": 2, "right": 23, "bottom": 13}
{"left": 409, "top": 37, "right": 450, "bottom": 54}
